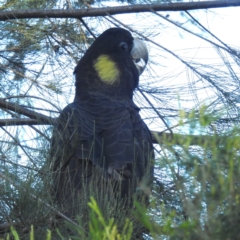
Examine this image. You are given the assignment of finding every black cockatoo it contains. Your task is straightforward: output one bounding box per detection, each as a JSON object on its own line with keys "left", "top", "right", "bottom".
{"left": 50, "top": 28, "right": 154, "bottom": 218}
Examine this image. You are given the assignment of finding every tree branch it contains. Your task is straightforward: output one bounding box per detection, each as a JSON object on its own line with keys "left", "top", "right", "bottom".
{"left": 0, "top": 98, "right": 55, "bottom": 124}
{"left": 0, "top": 115, "right": 234, "bottom": 148}
{"left": 0, "top": 99, "right": 236, "bottom": 147}
{"left": 0, "top": 118, "right": 56, "bottom": 127}
{"left": 0, "top": 0, "right": 239, "bottom": 21}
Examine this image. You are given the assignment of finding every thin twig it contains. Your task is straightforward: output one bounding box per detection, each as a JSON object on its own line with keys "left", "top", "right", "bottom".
{"left": 1, "top": 126, "right": 37, "bottom": 168}
{"left": 79, "top": 18, "right": 97, "bottom": 39}
{"left": 138, "top": 87, "right": 173, "bottom": 134}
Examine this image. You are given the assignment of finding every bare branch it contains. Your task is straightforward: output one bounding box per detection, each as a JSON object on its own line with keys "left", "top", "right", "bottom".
{"left": 0, "top": 118, "right": 56, "bottom": 127}
{"left": 0, "top": 116, "right": 233, "bottom": 148}
{"left": 0, "top": 98, "right": 55, "bottom": 124}
{"left": 0, "top": 1, "right": 239, "bottom": 21}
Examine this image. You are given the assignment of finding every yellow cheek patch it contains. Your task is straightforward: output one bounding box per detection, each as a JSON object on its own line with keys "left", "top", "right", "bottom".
{"left": 93, "top": 55, "right": 119, "bottom": 85}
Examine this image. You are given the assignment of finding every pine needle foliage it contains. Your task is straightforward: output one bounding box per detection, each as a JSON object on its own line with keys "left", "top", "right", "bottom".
{"left": 0, "top": 0, "right": 240, "bottom": 239}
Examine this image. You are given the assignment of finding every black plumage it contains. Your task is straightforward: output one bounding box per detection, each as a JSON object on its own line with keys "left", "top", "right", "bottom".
{"left": 50, "top": 28, "right": 154, "bottom": 217}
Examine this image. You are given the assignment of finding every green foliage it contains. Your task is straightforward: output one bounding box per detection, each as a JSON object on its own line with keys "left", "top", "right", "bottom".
{"left": 0, "top": 1, "right": 239, "bottom": 239}
{"left": 2, "top": 198, "right": 133, "bottom": 240}
{"left": 146, "top": 107, "right": 240, "bottom": 239}
{"left": 2, "top": 107, "right": 240, "bottom": 239}
{"left": 87, "top": 197, "right": 133, "bottom": 240}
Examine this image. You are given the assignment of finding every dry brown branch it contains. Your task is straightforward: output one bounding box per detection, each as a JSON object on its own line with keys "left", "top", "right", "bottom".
{"left": 0, "top": 118, "right": 56, "bottom": 127}
{"left": 0, "top": 98, "right": 55, "bottom": 124}
{"left": 0, "top": 116, "right": 232, "bottom": 147}
{"left": 0, "top": 99, "right": 234, "bottom": 148}
{"left": 0, "top": 0, "right": 239, "bottom": 21}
